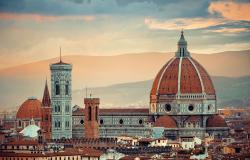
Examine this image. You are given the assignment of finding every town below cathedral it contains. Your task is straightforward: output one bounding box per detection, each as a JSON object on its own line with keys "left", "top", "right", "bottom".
{"left": 0, "top": 31, "right": 249, "bottom": 159}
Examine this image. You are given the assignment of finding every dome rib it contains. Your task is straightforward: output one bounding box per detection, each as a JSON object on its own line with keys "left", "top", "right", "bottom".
{"left": 191, "top": 58, "right": 216, "bottom": 95}
{"left": 158, "top": 58, "right": 179, "bottom": 95}
{"left": 187, "top": 57, "right": 204, "bottom": 93}
{"left": 151, "top": 57, "right": 176, "bottom": 96}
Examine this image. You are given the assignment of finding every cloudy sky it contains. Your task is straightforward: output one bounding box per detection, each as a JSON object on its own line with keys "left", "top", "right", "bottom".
{"left": 0, "top": 0, "right": 250, "bottom": 69}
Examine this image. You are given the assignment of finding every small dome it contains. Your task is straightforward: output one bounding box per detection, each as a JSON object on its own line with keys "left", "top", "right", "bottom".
{"left": 206, "top": 115, "right": 227, "bottom": 127}
{"left": 20, "top": 124, "right": 40, "bottom": 138}
{"left": 16, "top": 98, "right": 42, "bottom": 119}
{"left": 186, "top": 116, "right": 201, "bottom": 122}
{"left": 154, "top": 116, "right": 177, "bottom": 128}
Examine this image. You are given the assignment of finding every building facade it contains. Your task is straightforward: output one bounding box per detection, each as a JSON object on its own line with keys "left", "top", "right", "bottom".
{"left": 72, "top": 107, "right": 152, "bottom": 138}
{"left": 71, "top": 31, "right": 228, "bottom": 140}
{"left": 150, "top": 31, "right": 228, "bottom": 139}
{"left": 50, "top": 58, "right": 72, "bottom": 139}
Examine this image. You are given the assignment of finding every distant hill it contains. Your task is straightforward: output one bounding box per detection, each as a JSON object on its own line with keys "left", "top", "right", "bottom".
{"left": 0, "top": 50, "right": 249, "bottom": 110}
{"left": 73, "top": 76, "right": 250, "bottom": 108}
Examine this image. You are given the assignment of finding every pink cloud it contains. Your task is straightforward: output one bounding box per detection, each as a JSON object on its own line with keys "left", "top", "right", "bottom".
{"left": 209, "top": 1, "right": 250, "bottom": 21}
{"left": 0, "top": 13, "right": 96, "bottom": 22}
{"left": 144, "top": 17, "right": 226, "bottom": 30}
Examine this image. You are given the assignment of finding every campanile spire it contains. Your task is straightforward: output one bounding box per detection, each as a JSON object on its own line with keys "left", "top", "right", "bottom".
{"left": 42, "top": 78, "right": 51, "bottom": 107}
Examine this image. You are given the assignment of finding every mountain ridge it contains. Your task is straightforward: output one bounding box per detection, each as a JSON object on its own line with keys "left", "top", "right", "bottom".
{"left": 0, "top": 50, "right": 249, "bottom": 109}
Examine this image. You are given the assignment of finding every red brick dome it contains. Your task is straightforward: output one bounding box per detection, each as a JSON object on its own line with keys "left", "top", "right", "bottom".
{"left": 151, "top": 57, "right": 215, "bottom": 96}
{"left": 206, "top": 115, "right": 227, "bottom": 127}
{"left": 150, "top": 32, "right": 215, "bottom": 97}
{"left": 154, "top": 116, "right": 177, "bottom": 128}
{"left": 16, "top": 98, "right": 42, "bottom": 119}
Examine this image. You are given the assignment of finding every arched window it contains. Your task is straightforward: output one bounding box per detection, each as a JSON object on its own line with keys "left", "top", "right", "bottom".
{"left": 88, "top": 106, "right": 91, "bottom": 121}
{"left": 18, "top": 120, "right": 22, "bottom": 127}
{"left": 65, "top": 105, "right": 70, "bottom": 113}
{"left": 65, "top": 81, "right": 69, "bottom": 95}
{"left": 55, "top": 81, "right": 60, "bottom": 95}
{"left": 45, "top": 115, "right": 48, "bottom": 121}
{"left": 65, "top": 121, "right": 69, "bottom": 128}
{"left": 95, "top": 106, "right": 98, "bottom": 121}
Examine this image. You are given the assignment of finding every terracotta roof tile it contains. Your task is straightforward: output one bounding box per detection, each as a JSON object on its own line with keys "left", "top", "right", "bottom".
{"left": 16, "top": 98, "right": 42, "bottom": 119}
{"left": 154, "top": 116, "right": 177, "bottom": 128}
{"left": 207, "top": 115, "right": 227, "bottom": 127}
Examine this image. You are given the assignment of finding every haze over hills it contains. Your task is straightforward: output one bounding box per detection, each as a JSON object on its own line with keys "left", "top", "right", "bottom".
{"left": 0, "top": 50, "right": 249, "bottom": 110}
{"left": 73, "top": 76, "right": 250, "bottom": 108}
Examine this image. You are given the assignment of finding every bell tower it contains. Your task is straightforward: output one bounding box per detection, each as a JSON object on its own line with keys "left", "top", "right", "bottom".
{"left": 50, "top": 50, "right": 72, "bottom": 139}
{"left": 84, "top": 97, "right": 99, "bottom": 138}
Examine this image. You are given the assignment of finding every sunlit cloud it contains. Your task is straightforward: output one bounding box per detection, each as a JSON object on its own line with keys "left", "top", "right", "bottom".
{"left": 192, "top": 42, "right": 250, "bottom": 54}
{"left": 144, "top": 17, "right": 226, "bottom": 30}
{"left": 209, "top": 1, "right": 250, "bottom": 21}
{"left": 0, "top": 13, "right": 96, "bottom": 22}
{"left": 209, "top": 27, "right": 249, "bottom": 33}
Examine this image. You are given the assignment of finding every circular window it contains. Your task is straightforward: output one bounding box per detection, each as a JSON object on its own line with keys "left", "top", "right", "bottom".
{"left": 139, "top": 119, "right": 143, "bottom": 125}
{"left": 100, "top": 119, "right": 104, "bottom": 125}
{"left": 80, "top": 119, "right": 84, "bottom": 124}
{"left": 119, "top": 119, "right": 123, "bottom": 125}
{"left": 165, "top": 104, "right": 171, "bottom": 112}
{"left": 188, "top": 105, "right": 194, "bottom": 111}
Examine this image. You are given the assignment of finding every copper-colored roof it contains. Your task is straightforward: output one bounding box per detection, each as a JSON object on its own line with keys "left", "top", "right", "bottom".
{"left": 16, "top": 98, "right": 42, "bottom": 119}
{"left": 154, "top": 115, "right": 177, "bottom": 128}
{"left": 52, "top": 60, "right": 70, "bottom": 65}
{"left": 73, "top": 108, "right": 149, "bottom": 116}
{"left": 206, "top": 115, "right": 227, "bottom": 127}
{"left": 73, "top": 108, "right": 85, "bottom": 116}
{"left": 0, "top": 148, "right": 102, "bottom": 157}
{"left": 150, "top": 57, "right": 215, "bottom": 96}
{"left": 6, "top": 140, "right": 38, "bottom": 145}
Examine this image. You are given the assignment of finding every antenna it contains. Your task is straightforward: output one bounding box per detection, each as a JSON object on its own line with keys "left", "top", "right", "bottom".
{"left": 60, "top": 47, "right": 62, "bottom": 62}
{"left": 85, "top": 86, "right": 88, "bottom": 98}
{"left": 90, "top": 88, "right": 92, "bottom": 98}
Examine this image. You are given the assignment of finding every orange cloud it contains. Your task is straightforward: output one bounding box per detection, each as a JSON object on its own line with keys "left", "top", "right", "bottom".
{"left": 209, "top": 27, "right": 249, "bottom": 33}
{"left": 209, "top": 1, "right": 250, "bottom": 21}
{"left": 0, "top": 13, "right": 96, "bottom": 22}
{"left": 144, "top": 17, "right": 226, "bottom": 30}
